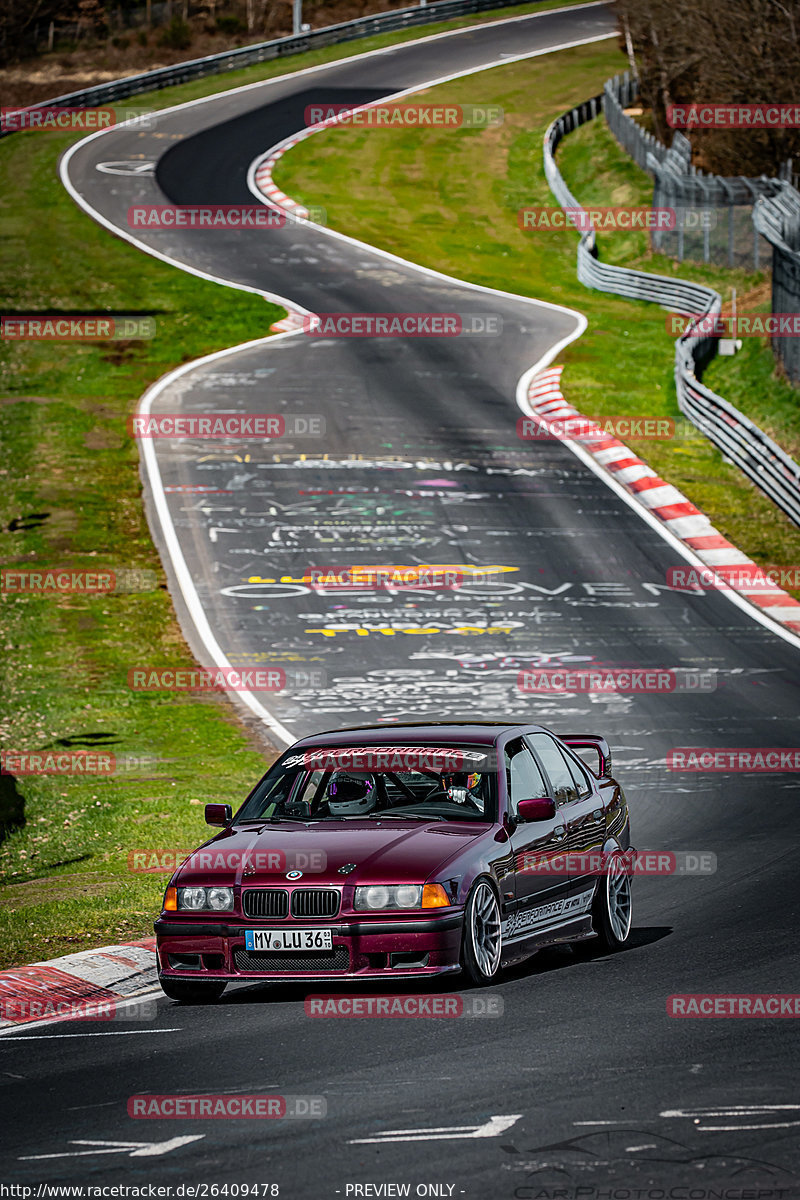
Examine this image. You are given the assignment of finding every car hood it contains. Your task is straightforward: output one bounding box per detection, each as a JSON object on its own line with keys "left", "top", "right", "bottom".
{"left": 174, "top": 820, "right": 488, "bottom": 887}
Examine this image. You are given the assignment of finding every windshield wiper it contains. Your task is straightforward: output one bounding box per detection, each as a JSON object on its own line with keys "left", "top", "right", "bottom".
{"left": 368, "top": 812, "right": 447, "bottom": 821}
{"left": 265, "top": 815, "right": 315, "bottom": 823}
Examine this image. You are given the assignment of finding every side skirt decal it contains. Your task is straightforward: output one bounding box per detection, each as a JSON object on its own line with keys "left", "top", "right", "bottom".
{"left": 501, "top": 887, "right": 594, "bottom": 942}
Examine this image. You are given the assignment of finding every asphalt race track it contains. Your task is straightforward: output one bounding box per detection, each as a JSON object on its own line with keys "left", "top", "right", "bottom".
{"left": 3, "top": 3, "right": 800, "bottom": 1196}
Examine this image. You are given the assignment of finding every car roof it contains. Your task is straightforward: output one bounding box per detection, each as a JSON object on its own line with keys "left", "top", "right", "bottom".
{"left": 290, "top": 721, "right": 552, "bottom": 749}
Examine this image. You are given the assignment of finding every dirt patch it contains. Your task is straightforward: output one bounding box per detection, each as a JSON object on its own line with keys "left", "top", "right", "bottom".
{"left": 83, "top": 429, "right": 124, "bottom": 450}
{"left": 0, "top": 396, "right": 58, "bottom": 406}
{"left": 0, "top": 871, "right": 114, "bottom": 910}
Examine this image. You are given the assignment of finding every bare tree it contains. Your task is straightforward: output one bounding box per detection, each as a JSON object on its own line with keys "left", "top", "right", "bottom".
{"left": 613, "top": 0, "right": 800, "bottom": 176}
{"left": 0, "top": 0, "right": 73, "bottom": 64}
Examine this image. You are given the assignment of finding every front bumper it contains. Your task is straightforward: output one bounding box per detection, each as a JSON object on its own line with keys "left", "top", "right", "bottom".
{"left": 155, "top": 911, "right": 464, "bottom": 981}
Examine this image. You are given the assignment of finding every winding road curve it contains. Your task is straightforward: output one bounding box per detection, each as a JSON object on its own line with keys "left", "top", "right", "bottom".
{"left": 3, "top": 5, "right": 799, "bottom": 1195}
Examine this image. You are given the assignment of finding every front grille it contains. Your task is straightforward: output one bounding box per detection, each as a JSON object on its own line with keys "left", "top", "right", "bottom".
{"left": 242, "top": 888, "right": 288, "bottom": 919}
{"left": 234, "top": 947, "right": 350, "bottom": 973}
{"left": 290, "top": 888, "right": 340, "bottom": 918}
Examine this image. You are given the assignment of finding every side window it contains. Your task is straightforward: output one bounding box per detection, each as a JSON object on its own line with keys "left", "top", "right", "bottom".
{"left": 504, "top": 738, "right": 547, "bottom": 817}
{"left": 526, "top": 733, "right": 579, "bottom": 806}
{"left": 561, "top": 749, "right": 593, "bottom": 798}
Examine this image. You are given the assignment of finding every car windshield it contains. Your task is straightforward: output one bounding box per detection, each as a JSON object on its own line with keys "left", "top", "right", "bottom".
{"left": 237, "top": 743, "right": 498, "bottom": 823}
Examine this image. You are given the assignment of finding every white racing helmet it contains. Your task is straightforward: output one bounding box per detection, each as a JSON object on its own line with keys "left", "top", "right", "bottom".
{"left": 326, "top": 771, "right": 377, "bottom": 816}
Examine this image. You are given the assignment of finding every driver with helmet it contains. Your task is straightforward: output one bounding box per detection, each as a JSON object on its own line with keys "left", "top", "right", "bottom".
{"left": 326, "top": 771, "right": 378, "bottom": 816}
{"left": 441, "top": 770, "right": 484, "bottom": 810}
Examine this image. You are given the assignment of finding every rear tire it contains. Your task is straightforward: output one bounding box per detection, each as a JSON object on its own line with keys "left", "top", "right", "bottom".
{"left": 460, "top": 879, "right": 502, "bottom": 985}
{"left": 159, "top": 976, "right": 227, "bottom": 1003}
{"left": 578, "top": 851, "right": 633, "bottom": 955}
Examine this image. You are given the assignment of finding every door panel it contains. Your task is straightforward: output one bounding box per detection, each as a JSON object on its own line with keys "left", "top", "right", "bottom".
{"left": 503, "top": 738, "right": 571, "bottom": 944}
{"left": 525, "top": 732, "right": 606, "bottom": 911}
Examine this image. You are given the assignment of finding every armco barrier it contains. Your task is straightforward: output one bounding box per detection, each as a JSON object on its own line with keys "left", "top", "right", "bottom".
{"left": 0, "top": 0, "right": 528, "bottom": 134}
{"left": 753, "top": 183, "right": 800, "bottom": 386}
{"left": 543, "top": 95, "right": 800, "bottom": 529}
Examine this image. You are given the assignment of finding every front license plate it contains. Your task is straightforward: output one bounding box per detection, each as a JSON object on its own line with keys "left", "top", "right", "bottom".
{"left": 245, "top": 929, "right": 333, "bottom": 952}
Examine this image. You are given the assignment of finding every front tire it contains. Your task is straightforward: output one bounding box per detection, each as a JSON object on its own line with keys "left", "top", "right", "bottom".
{"left": 582, "top": 851, "right": 633, "bottom": 954}
{"left": 460, "top": 879, "right": 502, "bottom": 985}
{"left": 159, "top": 976, "right": 227, "bottom": 1003}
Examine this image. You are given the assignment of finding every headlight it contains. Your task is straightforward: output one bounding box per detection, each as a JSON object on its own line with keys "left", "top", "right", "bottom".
{"left": 206, "top": 887, "right": 234, "bottom": 911}
{"left": 354, "top": 885, "right": 423, "bottom": 910}
{"left": 176, "top": 886, "right": 233, "bottom": 912}
{"left": 179, "top": 887, "right": 207, "bottom": 910}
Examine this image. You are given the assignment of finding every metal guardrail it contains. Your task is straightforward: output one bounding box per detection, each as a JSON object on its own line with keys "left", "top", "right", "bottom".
{"left": 753, "top": 183, "right": 800, "bottom": 384}
{"left": 0, "top": 0, "right": 527, "bottom": 134}
{"left": 543, "top": 98, "right": 800, "bottom": 530}
{"left": 602, "top": 71, "right": 671, "bottom": 171}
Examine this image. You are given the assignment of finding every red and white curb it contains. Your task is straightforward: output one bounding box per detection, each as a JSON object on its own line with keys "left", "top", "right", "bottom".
{"left": 253, "top": 138, "right": 319, "bottom": 336}
{"left": 0, "top": 937, "right": 158, "bottom": 1029}
{"left": 527, "top": 366, "right": 800, "bottom": 633}
{"left": 269, "top": 311, "right": 306, "bottom": 333}
{"left": 254, "top": 136, "right": 311, "bottom": 217}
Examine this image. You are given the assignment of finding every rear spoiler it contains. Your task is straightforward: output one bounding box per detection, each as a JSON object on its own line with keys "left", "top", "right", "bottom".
{"left": 560, "top": 734, "right": 612, "bottom": 778}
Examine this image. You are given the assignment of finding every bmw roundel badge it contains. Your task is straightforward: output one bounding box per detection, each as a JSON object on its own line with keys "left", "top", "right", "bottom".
{"left": 286, "top": 869, "right": 303, "bottom": 880}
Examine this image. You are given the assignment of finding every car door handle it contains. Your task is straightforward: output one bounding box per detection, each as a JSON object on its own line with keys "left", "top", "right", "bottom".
{"left": 553, "top": 825, "right": 566, "bottom": 839}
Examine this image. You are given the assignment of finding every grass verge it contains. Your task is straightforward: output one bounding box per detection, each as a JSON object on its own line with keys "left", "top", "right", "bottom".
{"left": 274, "top": 38, "right": 800, "bottom": 588}
{"left": 0, "top": 125, "right": 286, "bottom": 968}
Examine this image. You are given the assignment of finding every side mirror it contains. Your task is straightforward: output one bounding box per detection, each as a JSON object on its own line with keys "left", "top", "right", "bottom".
{"left": 284, "top": 799, "right": 312, "bottom": 818}
{"left": 205, "top": 803, "right": 232, "bottom": 827}
{"left": 517, "top": 796, "right": 556, "bottom": 822}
